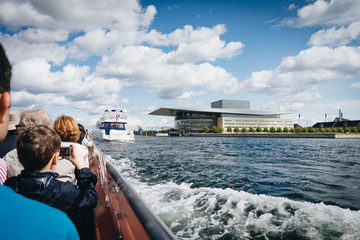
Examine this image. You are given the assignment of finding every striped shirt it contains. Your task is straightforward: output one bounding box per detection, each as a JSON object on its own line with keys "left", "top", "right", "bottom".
{"left": 0, "top": 158, "right": 6, "bottom": 184}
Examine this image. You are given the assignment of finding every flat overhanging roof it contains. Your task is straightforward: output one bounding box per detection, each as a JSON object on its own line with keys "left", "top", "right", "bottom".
{"left": 149, "top": 107, "right": 290, "bottom": 117}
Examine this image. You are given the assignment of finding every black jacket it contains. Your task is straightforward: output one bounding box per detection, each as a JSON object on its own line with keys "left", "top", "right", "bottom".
{"left": 5, "top": 168, "right": 98, "bottom": 239}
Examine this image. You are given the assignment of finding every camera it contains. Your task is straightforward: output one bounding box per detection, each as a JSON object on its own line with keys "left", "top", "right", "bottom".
{"left": 60, "top": 146, "right": 73, "bottom": 157}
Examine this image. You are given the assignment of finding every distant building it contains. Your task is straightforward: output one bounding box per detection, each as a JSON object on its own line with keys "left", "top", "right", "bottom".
{"left": 149, "top": 99, "right": 293, "bottom": 132}
{"left": 312, "top": 119, "right": 360, "bottom": 131}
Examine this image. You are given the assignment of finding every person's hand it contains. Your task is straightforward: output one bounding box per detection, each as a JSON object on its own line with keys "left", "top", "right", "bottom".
{"left": 85, "top": 129, "right": 89, "bottom": 139}
{"left": 63, "top": 144, "right": 86, "bottom": 170}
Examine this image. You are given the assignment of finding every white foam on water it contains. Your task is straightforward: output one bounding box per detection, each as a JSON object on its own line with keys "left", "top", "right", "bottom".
{"left": 110, "top": 157, "right": 360, "bottom": 240}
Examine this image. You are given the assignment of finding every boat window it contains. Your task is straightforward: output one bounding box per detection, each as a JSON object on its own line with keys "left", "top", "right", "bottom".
{"left": 108, "top": 123, "right": 125, "bottom": 130}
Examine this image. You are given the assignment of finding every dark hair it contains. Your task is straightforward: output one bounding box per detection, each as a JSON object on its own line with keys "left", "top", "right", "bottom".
{"left": 16, "top": 125, "right": 61, "bottom": 171}
{"left": 77, "top": 123, "right": 85, "bottom": 144}
{"left": 0, "top": 43, "right": 11, "bottom": 93}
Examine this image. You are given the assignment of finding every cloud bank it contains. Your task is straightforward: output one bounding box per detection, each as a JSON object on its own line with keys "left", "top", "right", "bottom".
{"left": 0, "top": 0, "right": 359, "bottom": 127}
{"left": 242, "top": 0, "right": 360, "bottom": 114}
{"left": 0, "top": 0, "right": 244, "bottom": 115}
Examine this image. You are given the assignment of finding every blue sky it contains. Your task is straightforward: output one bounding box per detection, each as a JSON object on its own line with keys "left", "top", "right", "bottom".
{"left": 0, "top": 0, "right": 359, "bottom": 130}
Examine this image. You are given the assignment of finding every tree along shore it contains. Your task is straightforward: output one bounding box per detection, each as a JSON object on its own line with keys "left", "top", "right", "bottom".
{"left": 188, "top": 133, "right": 360, "bottom": 139}
{"left": 190, "top": 126, "right": 360, "bottom": 139}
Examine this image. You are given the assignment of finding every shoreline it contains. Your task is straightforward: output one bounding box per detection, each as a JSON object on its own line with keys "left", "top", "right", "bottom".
{"left": 187, "top": 133, "right": 360, "bottom": 139}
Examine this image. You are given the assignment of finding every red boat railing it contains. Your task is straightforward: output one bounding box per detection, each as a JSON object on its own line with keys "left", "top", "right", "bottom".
{"left": 89, "top": 145, "right": 176, "bottom": 240}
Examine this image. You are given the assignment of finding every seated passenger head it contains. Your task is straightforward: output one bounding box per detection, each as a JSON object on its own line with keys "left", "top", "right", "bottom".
{"left": 77, "top": 123, "right": 85, "bottom": 144}
{"left": 0, "top": 43, "right": 11, "bottom": 142}
{"left": 53, "top": 115, "right": 80, "bottom": 142}
{"left": 16, "top": 125, "right": 61, "bottom": 171}
{"left": 17, "top": 109, "right": 52, "bottom": 134}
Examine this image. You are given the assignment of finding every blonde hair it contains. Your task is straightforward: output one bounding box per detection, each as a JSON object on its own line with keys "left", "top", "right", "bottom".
{"left": 53, "top": 115, "right": 80, "bottom": 142}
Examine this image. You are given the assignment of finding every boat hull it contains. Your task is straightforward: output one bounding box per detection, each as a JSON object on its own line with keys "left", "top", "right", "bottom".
{"left": 89, "top": 145, "right": 176, "bottom": 240}
{"left": 93, "top": 128, "right": 135, "bottom": 141}
{"left": 95, "top": 108, "right": 135, "bottom": 141}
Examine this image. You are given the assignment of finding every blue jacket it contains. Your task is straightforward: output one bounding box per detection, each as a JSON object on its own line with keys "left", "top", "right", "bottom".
{"left": 5, "top": 168, "right": 98, "bottom": 239}
{"left": 0, "top": 185, "right": 79, "bottom": 240}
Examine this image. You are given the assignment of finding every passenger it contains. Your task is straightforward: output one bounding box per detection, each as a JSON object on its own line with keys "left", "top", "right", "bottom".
{"left": 4, "top": 109, "right": 76, "bottom": 184}
{"left": 0, "top": 43, "right": 79, "bottom": 239}
{"left": 77, "top": 123, "right": 94, "bottom": 147}
{"left": 54, "top": 115, "right": 89, "bottom": 167}
{"left": 0, "top": 110, "right": 20, "bottom": 158}
{"left": 4, "top": 125, "right": 98, "bottom": 240}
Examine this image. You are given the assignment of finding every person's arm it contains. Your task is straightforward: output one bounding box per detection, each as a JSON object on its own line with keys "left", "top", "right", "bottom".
{"left": 71, "top": 168, "right": 98, "bottom": 209}
{"left": 0, "top": 158, "right": 7, "bottom": 184}
{"left": 62, "top": 144, "right": 98, "bottom": 209}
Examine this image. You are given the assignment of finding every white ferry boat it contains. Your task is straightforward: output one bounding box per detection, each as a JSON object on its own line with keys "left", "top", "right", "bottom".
{"left": 94, "top": 108, "right": 135, "bottom": 141}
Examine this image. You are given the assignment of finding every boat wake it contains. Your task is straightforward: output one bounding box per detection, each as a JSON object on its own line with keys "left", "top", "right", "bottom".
{"left": 109, "top": 156, "right": 360, "bottom": 240}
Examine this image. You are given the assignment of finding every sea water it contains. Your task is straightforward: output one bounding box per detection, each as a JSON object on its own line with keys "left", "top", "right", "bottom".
{"left": 95, "top": 136, "right": 360, "bottom": 239}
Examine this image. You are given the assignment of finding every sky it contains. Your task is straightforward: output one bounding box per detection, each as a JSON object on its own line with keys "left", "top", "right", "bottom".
{"left": 0, "top": 0, "right": 359, "bottom": 130}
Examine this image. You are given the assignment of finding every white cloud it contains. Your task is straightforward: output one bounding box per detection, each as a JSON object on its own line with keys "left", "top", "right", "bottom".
{"left": 308, "top": 21, "right": 360, "bottom": 46}
{"left": 167, "top": 38, "right": 243, "bottom": 64}
{"left": 289, "top": 0, "right": 360, "bottom": 27}
{"left": 167, "top": 5, "right": 179, "bottom": 11}
{"left": 0, "top": 0, "right": 245, "bottom": 115}
{"left": 237, "top": 46, "right": 360, "bottom": 97}
{"left": 126, "top": 116, "right": 144, "bottom": 130}
{"left": 142, "top": 25, "right": 244, "bottom": 63}
{"left": 11, "top": 57, "right": 123, "bottom": 112}
{"left": 177, "top": 99, "right": 206, "bottom": 109}
{"left": 2, "top": 0, "right": 357, "bottom": 128}
{"left": 178, "top": 90, "right": 205, "bottom": 99}
{"left": 95, "top": 45, "right": 241, "bottom": 99}
{"left": 141, "top": 105, "right": 157, "bottom": 116}
{"left": 17, "top": 28, "right": 69, "bottom": 43}
{"left": 0, "top": 35, "right": 67, "bottom": 65}
{"left": 312, "top": 100, "right": 360, "bottom": 120}
{"left": 142, "top": 117, "right": 170, "bottom": 130}
{"left": 288, "top": 4, "right": 296, "bottom": 11}
{"left": 350, "top": 82, "right": 360, "bottom": 88}
{"left": 285, "top": 91, "right": 322, "bottom": 102}
{"left": 0, "top": 0, "right": 155, "bottom": 32}
{"left": 262, "top": 100, "right": 305, "bottom": 113}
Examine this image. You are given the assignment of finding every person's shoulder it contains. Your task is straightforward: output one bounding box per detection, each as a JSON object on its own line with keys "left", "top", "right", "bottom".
{"left": 4, "top": 148, "right": 17, "bottom": 160}
{"left": 73, "top": 142, "right": 88, "bottom": 155}
{"left": 3, "top": 175, "right": 18, "bottom": 188}
{"left": 0, "top": 185, "right": 79, "bottom": 239}
{"left": 56, "top": 178, "right": 79, "bottom": 194}
{"left": 74, "top": 142, "right": 87, "bottom": 149}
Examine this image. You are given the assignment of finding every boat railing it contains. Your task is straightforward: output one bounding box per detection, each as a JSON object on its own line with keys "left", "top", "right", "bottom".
{"left": 91, "top": 144, "right": 177, "bottom": 240}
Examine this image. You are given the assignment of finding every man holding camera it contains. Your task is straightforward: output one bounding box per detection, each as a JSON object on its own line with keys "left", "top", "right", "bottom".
{"left": 4, "top": 124, "right": 98, "bottom": 240}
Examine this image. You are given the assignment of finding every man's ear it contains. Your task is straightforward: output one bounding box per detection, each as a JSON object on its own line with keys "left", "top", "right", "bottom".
{"left": 0, "top": 92, "right": 10, "bottom": 124}
{"left": 51, "top": 152, "right": 59, "bottom": 168}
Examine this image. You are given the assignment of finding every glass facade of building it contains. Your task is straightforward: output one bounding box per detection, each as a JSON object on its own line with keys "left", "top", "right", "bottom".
{"left": 174, "top": 112, "right": 219, "bottom": 131}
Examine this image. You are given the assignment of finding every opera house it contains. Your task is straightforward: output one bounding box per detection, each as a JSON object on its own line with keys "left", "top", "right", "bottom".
{"left": 149, "top": 99, "right": 294, "bottom": 132}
